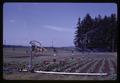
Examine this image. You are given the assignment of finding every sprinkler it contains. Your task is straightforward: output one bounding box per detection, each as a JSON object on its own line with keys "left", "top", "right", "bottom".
{"left": 29, "top": 40, "right": 46, "bottom": 72}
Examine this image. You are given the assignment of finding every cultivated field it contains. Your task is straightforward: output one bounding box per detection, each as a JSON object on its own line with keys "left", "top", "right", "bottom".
{"left": 3, "top": 46, "right": 117, "bottom": 80}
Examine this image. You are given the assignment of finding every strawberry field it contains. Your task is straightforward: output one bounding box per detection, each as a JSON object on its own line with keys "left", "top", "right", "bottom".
{"left": 3, "top": 47, "right": 117, "bottom": 80}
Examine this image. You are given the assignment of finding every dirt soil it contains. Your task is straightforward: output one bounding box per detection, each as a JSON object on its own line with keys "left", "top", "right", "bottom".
{"left": 3, "top": 72, "right": 109, "bottom": 80}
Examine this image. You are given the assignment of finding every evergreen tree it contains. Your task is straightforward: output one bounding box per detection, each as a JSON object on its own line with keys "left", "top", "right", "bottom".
{"left": 74, "top": 17, "right": 82, "bottom": 49}
{"left": 108, "top": 14, "right": 117, "bottom": 51}
{"left": 81, "top": 13, "right": 94, "bottom": 33}
{"left": 74, "top": 13, "right": 117, "bottom": 52}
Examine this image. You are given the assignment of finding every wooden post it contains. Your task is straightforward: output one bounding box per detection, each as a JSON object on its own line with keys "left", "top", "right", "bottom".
{"left": 52, "top": 40, "right": 53, "bottom": 48}
{"left": 82, "top": 34, "right": 86, "bottom": 54}
{"left": 112, "top": 38, "right": 114, "bottom": 52}
{"left": 84, "top": 34, "right": 87, "bottom": 52}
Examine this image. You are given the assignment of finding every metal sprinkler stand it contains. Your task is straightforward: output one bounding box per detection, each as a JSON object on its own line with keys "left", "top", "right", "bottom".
{"left": 28, "top": 44, "right": 34, "bottom": 72}
{"left": 28, "top": 40, "right": 43, "bottom": 72}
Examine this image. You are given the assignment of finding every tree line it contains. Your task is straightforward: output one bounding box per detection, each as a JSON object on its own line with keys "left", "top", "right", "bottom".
{"left": 74, "top": 13, "right": 117, "bottom": 52}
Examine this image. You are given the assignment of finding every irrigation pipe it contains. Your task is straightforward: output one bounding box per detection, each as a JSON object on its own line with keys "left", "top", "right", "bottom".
{"left": 21, "top": 69, "right": 107, "bottom": 76}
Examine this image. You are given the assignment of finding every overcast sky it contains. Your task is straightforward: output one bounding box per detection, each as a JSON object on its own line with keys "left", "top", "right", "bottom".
{"left": 3, "top": 3, "right": 117, "bottom": 47}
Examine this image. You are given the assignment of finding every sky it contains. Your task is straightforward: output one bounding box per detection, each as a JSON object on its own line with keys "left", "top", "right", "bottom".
{"left": 3, "top": 3, "right": 117, "bottom": 47}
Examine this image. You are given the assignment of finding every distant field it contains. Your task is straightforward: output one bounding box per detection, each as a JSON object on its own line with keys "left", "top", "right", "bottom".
{"left": 3, "top": 47, "right": 117, "bottom": 80}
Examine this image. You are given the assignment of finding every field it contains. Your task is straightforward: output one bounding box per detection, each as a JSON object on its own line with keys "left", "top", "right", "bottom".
{"left": 3, "top": 46, "right": 117, "bottom": 80}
